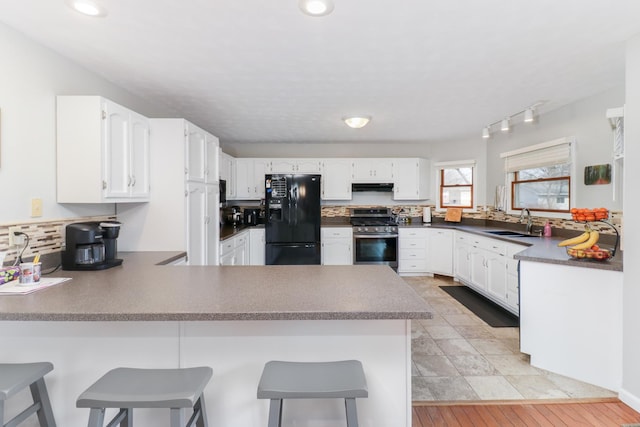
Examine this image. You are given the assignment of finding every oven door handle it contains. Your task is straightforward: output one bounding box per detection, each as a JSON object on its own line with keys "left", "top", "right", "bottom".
{"left": 353, "top": 233, "right": 398, "bottom": 239}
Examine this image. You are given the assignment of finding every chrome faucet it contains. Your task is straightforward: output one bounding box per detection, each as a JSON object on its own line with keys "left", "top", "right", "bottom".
{"left": 519, "top": 208, "right": 532, "bottom": 234}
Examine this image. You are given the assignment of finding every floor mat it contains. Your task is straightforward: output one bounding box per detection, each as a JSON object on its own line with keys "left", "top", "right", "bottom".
{"left": 439, "top": 285, "right": 519, "bottom": 328}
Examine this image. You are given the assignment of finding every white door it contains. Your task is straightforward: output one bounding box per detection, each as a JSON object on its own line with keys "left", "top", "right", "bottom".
{"left": 487, "top": 253, "right": 508, "bottom": 302}
{"left": 469, "top": 247, "right": 488, "bottom": 291}
{"left": 394, "top": 159, "right": 419, "bottom": 200}
{"left": 103, "top": 99, "right": 130, "bottom": 199}
{"left": 249, "top": 229, "right": 266, "bottom": 265}
{"left": 186, "top": 182, "right": 206, "bottom": 265}
{"left": 129, "top": 111, "right": 150, "bottom": 199}
{"left": 428, "top": 229, "right": 453, "bottom": 275}
{"left": 296, "top": 159, "right": 322, "bottom": 173}
{"left": 234, "top": 159, "right": 252, "bottom": 199}
{"left": 270, "top": 159, "right": 297, "bottom": 173}
{"left": 322, "top": 239, "right": 352, "bottom": 265}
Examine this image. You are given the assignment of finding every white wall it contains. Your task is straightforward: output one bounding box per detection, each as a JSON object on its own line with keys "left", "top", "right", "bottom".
{"left": 482, "top": 86, "right": 625, "bottom": 212}
{"left": 0, "top": 22, "right": 177, "bottom": 224}
{"left": 621, "top": 32, "right": 640, "bottom": 411}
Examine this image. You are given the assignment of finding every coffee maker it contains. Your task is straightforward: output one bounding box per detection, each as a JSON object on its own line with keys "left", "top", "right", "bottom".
{"left": 62, "top": 222, "right": 123, "bottom": 271}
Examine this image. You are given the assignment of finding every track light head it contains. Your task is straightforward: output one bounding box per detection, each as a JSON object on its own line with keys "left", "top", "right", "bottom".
{"left": 501, "top": 117, "right": 510, "bottom": 132}
{"left": 482, "top": 127, "right": 490, "bottom": 139}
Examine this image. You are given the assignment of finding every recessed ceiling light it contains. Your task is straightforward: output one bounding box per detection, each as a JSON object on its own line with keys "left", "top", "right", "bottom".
{"left": 66, "top": 0, "right": 108, "bottom": 17}
{"left": 299, "top": 0, "right": 334, "bottom": 17}
{"left": 343, "top": 117, "right": 371, "bottom": 129}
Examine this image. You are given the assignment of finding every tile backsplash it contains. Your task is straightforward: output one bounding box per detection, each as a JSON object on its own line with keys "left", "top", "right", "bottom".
{"left": 0, "top": 215, "right": 116, "bottom": 265}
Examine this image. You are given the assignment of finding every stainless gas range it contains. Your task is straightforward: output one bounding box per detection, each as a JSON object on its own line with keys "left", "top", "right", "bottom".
{"left": 350, "top": 208, "right": 398, "bottom": 269}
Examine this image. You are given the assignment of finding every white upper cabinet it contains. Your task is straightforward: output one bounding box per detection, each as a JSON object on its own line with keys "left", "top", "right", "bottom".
{"left": 185, "top": 123, "right": 206, "bottom": 182}
{"left": 352, "top": 159, "right": 394, "bottom": 182}
{"left": 270, "top": 159, "right": 321, "bottom": 174}
{"left": 321, "top": 159, "right": 352, "bottom": 200}
{"left": 393, "top": 158, "right": 430, "bottom": 200}
{"left": 56, "top": 96, "right": 150, "bottom": 203}
{"left": 219, "top": 150, "right": 236, "bottom": 199}
{"left": 234, "top": 158, "right": 269, "bottom": 200}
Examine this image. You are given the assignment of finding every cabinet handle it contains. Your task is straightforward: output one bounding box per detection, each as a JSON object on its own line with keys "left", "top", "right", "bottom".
{"left": 131, "top": 176, "right": 136, "bottom": 187}
{"left": 102, "top": 181, "right": 107, "bottom": 190}
{"left": 127, "top": 176, "right": 132, "bottom": 187}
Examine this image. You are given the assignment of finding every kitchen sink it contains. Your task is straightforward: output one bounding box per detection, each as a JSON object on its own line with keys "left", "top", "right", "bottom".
{"left": 484, "top": 230, "right": 532, "bottom": 238}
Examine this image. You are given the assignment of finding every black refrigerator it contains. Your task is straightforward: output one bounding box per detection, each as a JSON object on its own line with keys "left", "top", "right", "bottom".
{"left": 265, "top": 174, "right": 321, "bottom": 265}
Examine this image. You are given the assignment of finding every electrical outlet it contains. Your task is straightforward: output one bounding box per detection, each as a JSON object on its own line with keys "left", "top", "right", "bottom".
{"left": 8, "top": 226, "right": 22, "bottom": 247}
{"left": 31, "top": 198, "right": 43, "bottom": 217}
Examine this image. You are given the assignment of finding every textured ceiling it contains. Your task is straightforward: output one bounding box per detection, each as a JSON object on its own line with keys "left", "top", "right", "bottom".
{"left": 1, "top": 0, "right": 640, "bottom": 144}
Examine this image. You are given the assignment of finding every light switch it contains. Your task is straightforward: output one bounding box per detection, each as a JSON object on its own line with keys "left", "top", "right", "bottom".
{"left": 31, "top": 198, "right": 43, "bottom": 217}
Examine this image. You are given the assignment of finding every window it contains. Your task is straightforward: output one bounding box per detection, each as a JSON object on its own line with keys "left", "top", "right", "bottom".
{"left": 501, "top": 137, "right": 574, "bottom": 214}
{"left": 436, "top": 160, "right": 475, "bottom": 209}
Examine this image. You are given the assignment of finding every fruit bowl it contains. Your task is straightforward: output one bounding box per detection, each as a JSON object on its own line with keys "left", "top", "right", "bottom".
{"left": 566, "top": 246, "right": 612, "bottom": 261}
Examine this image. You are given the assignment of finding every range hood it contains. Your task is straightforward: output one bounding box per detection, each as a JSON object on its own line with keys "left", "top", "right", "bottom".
{"left": 351, "top": 183, "right": 394, "bottom": 192}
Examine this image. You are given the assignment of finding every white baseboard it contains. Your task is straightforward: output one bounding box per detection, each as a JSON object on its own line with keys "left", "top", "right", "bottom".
{"left": 619, "top": 387, "right": 640, "bottom": 413}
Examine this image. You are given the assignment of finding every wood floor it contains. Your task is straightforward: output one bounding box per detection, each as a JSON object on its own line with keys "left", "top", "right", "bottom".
{"left": 412, "top": 398, "right": 640, "bottom": 426}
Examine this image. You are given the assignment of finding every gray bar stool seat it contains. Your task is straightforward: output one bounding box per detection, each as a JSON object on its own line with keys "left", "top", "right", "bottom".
{"left": 76, "top": 367, "right": 212, "bottom": 427}
{"left": 0, "top": 362, "right": 57, "bottom": 427}
{"left": 257, "top": 360, "right": 368, "bottom": 427}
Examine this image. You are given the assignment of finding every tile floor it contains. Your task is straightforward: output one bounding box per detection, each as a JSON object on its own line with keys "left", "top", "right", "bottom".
{"left": 406, "top": 275, "right": 618, "bottom": 402}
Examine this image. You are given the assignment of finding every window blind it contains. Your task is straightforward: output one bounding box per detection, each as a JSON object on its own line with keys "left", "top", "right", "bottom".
{"left": 434, "top": 160, "right": 476, "bottom": 170}
{"left": 500, "top": 138, "right": 572, "bottom": 173}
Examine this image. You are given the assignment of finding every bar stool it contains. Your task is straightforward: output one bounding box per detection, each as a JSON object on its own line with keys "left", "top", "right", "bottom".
{"left": 257, "top": 360, "right": 368, "bottom": 427}
{"left": 76, "top": 366, "right": 212, "bottom": 427}
{"left": 0, "top": 362, "right": 57, "bottom": 427}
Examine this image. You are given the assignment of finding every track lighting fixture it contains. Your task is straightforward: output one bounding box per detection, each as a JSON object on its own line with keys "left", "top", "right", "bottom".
{"left": 501, "top": 117, "right": 510, "bottom": 132}
{"left": 481, "top": 102, "right": 543, "bottom": 140}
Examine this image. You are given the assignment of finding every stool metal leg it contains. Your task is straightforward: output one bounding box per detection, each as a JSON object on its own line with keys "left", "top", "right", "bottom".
{"left": 345, "top": 398, "right": 359, "bottom": 427}
{"left": 30, "top": 378, "right": 57, "bottom": 427}
{"left": 119, "top": 408, "right": 132, "bottom": 427}
{"left": 267, "top": 399, "right": 283, "bottom": 427}
{"left": 194, "top": 396, "right": 208, "bottom": 427}
{"left": 87, "top": 408, "right": 105, "bottom": 427}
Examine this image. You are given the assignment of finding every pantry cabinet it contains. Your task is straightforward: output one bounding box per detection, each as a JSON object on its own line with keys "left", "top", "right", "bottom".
{"left": 321, "top": 159, "right": 353, "bottom": 200}
{"left": 56, "top": 96, "right": 150, "bottom": 203}
{"left": 321, "top": 227, "right": 353, "bottom": 265}
{"left": 116, "top": 118, "right": 220, "bottom": 266}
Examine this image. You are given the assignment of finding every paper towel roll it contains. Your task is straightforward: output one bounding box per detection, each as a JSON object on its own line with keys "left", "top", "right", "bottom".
{"left": 422, "top": 207, "right": 431, "bottom": 223}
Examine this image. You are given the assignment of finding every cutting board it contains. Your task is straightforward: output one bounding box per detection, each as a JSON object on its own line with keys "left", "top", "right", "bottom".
{"left": 444, "top": 208, "right": 463, "bottom": 222}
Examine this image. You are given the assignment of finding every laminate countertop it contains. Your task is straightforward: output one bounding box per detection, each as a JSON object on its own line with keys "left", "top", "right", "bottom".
{"left": 0, "top": 252, "right": 432, "bottom": 322}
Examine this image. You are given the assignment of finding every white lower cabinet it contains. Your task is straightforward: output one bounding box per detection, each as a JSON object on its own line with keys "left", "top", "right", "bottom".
{"left": 219, "top": 230, "right": 249, "bottom": 266}
{"left": 426, "top": 229, "right": 453, "bottom": 275}
{"left": 321, "top": 227, "right": 353, "bottom": 265}
{"left": 398, "top": 228, "right": 428, "bottom": 275}
{"left": 453, "top": 230, "right": 523, "bottom": 316}
{"left": 249, "top": 228, "right": 266, "bottom": 265}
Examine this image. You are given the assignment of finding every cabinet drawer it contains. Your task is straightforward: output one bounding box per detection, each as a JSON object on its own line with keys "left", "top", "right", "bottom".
{"left": 399, "top": 229, "right": 428, "bottom": 239}
{"left": 399, "top": 238, "right": 426, "bottom": 249}
{"left": 220, "top": 239, "right": 234, "bottom": 255}
{"left": 399, "top": 248, "right": 427, "bottom": 260}
{"left": 483, "top": 240, "right": 507, "bottom": 255}
{"left": 399, "top": 259, "right": 428, "bottom": 271}
{"left": 321, "top": 228, "right": 352, "bottom": 239}
{"left": 235, "top": 235, "right": 247, "bottom": 247}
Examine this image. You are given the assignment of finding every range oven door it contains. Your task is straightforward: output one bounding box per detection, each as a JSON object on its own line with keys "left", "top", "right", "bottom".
{"left": 353, "top": 233, "right": 398, "bottom": 269}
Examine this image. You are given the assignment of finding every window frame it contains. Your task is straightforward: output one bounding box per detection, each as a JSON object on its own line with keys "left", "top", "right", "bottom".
{"left": 435, "top": 160, "right": 477, "bottom": 212}
{"left": 510, "top": 172, "right": 571, "bottom": 213}
{"left": 501, "top": 137, "right": 576, "bottom": 218}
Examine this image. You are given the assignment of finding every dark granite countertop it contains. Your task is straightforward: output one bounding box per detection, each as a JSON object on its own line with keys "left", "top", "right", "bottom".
{"left": 0, "top": 252, "right": 432, "bottom": 322}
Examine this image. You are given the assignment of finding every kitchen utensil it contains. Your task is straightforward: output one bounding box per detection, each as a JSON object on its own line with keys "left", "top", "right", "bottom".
{"left": 444, "top": 208, "right": 462, "bottom": 222}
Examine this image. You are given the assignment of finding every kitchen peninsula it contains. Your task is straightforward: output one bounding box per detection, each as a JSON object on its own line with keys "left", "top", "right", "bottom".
{"left": 0, "top": 252, "right": 431, "bottom": 427}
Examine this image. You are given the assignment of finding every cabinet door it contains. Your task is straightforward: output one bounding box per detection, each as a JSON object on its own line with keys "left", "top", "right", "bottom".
{"left": 270, "top": 159, "right": 297, "bottom": 173}
{"left": 321, "top": 239, "right": 352, "bottom": 265}
{"left": 205, "top": 184, "right": 220, "bottom": 265}
{"left": 103, "top": 100, "right": 130, "bottom": 199}
{"left": 454, "top": 241, "right": 471, "bottom": 283}
{"left": 393, "top": 158, "right": 429, "bottom": 200}
{"left": 129, "top": 111, "right": 151, "bottom": 199}
{"left": 186, "top": 123, "right": 206, "bottom": 182}
{"left": 186, "top": 182, "right": 206, "bottom": 265}
{"left": 321, "top": 159, "right": 352, "bottom": 200}
{"left": 253, "top": 159, "right": 270, "bottom": 199}
{"left": 249, "top": 229, "right": 266, "bottom": 265}
{"left": 234, "top": 158, "right": 253, "bottom": 199}
{"left": 428, "top": 229, "right": 453, "bottom": 275}
{"left": 486, "top": 253, "right": 508, "bottom": 301}
{"left": 205, "top": 134, "right": 219, "bottom": 184}
{"left": 296, "top": 159, "right": 322, "bottom": 173}
{"left": 469, "top": 246, "right": 487, "bottom": 291}
{"left": 352, "top": 159, "right": 394, "bottom": 182}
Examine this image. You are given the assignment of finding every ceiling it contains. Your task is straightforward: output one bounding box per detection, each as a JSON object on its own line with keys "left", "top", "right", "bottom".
{"left": 2, "top": 0, "right": 640, "bottom": 144}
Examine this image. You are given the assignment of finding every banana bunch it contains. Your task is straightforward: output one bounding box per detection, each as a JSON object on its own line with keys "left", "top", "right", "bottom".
{"left": 558, "top": 229, "right": 600, "bottom": 250}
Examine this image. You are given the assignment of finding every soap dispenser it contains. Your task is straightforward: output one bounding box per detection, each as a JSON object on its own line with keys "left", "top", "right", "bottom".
{"left": 543, "top": 221, "right": 552, "bottom": 237}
